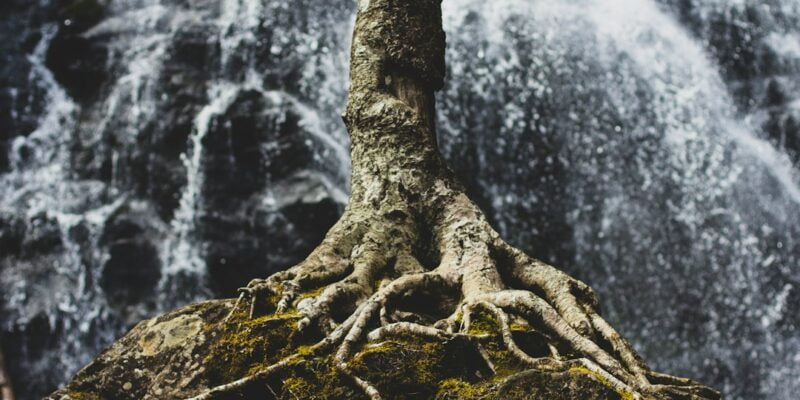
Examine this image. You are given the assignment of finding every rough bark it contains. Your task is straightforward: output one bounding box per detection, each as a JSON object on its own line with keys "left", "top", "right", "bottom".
{"left": 49, "top": 1, "right": 721, "bottom": 399}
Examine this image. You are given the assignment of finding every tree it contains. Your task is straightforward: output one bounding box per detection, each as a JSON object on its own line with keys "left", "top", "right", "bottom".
{"left": 52, "top": 1, "right": 720, "bottom": 399}
{"left": 185, "top": 1, "right": 719, "bottom": 399}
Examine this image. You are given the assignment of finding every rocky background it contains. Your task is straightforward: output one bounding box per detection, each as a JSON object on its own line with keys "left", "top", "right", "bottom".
{"left": 1, "top": 0, "right": 798, "bottom": 399}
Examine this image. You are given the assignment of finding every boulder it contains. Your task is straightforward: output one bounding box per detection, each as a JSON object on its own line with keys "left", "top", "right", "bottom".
{"left": 47, "top": 299, "right": 631, "bottom": 400}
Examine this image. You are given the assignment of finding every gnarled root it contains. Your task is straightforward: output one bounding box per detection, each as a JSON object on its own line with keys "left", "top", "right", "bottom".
{"left": 185, "top": 195, "right": 720, "bottom": 400}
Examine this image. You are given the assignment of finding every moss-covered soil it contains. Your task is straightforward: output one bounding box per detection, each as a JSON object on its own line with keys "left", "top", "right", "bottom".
{"left": 49, "top": 295, "right": 634, "bottom": 400}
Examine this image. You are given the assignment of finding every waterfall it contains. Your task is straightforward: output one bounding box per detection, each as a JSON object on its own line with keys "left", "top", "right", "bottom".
{"left": 439, "top": 0, "right": 800, "bottom": 398}
{"left": 159, "top": 82, "right": 240, "bottom": 309}
{"left": 0, "top": 20, "right": 120, "bottom": 390}
{"left": 1, "top": 0, "right": 798, "bottom": 399}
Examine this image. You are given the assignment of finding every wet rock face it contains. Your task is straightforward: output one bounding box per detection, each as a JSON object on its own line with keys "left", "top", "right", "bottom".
{"left": 47, "top": 301, "right": 230, "bottom": 400}
{"left": 199, "top": 89, "right": 341, "bottom": 295}
{"left": 1, "top": 1, "right": 351, "bottom": 398}
{"left": 99, "top": 213, "right": 162, "bottom": 319}
{"left": 0, "top": 212, "right": 70, "bottom": 394}
{"left": 202, "top": 90, "right": 308, "bottom": 203}
{"left": 44, "top": 0, "right": 111, "bottom": 102}
{"left": 45, "top": 32, "right": 108, "bottom": 103}
{"left": 0, "top": 0, "right": 57, "bottom": 171}
{"left": 131, "top": 20, "right": 219, "bottom": 220}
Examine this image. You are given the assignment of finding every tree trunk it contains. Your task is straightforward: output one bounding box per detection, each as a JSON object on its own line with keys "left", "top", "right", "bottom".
{"left": 182, "top": 1, "right": 721, "bottom": 399}
{"left": 31, "top": 1, "right": 719, "bottom": 399}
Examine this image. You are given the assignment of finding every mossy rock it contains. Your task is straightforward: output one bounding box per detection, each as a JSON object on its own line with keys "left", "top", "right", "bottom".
{"left": 46, "top": 299, "right": 635, "bottom": 400}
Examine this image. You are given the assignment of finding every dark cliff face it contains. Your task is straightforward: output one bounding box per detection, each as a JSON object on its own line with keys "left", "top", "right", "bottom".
{"left": 1, "top": 0, "right": 800, "bottom": 399}
{"left": 658, "top": 0, "right": 800, "bottom": 163}
{"left": 0, "top": 1, "right": 351, "bottom": 398}
{"left": 0, "top": 0, "right": 57, "bottom": 172}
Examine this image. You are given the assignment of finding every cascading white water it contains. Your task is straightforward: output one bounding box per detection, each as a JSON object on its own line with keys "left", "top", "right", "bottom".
{"left": 159, "top": 0, "right": 352, "bottom": 308}
{"left": 2, "top": 0, "right": 799, "bottom": 399}
{"left": 2, "top": 1, "right": 355, "bottom": 396}
{"left": 439, "top": 0, "right": 800, "bottom": 398}
{"left": 158, "top": 81, "right": 240, "bottom": 307}
{"left": 0, "top": 20, "right": 122, "bottom": 390}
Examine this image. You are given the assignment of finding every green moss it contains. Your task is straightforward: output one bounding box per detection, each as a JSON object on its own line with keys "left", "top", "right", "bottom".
{"left": 276, "top": 356, "right": 358, "bottom": 399}
{"left": 54, "top": 298, "right": 641, "bottom": 400}
{"left": 435, "top": 378, "right": 492, "bottom": 400}
{"left": 508, "top": 322, "right": 527, "bottom": 332}
{"left": 298, "top": 286, "right": 326, "bottom": 300}
{"left": 373, "top": 276, "right": 390, "bottom": 292}
{"left": 486, "top": 347, "right": 524, "bottom": 379}
{"left": 62, "top": 391, "right": 100, "bottom": 400}
{"left": 353, "top": 341, "right": 440, "bottom": 396}
{"left": 195, "top": 299, "right": 635, "bottom": 400}
{"left": 348, "top": 333, "right": 516, "bottom": 400}
{"left": 349, "top": 339, "right": 456, "bottom": 399}
{"left": 569, "top": 366, "right": 635, "bottom": 400}
{"left": 467, "top": 309, "right": 497, "bottom": 336}
{"left": 281, "top": 376, "right": 314, "bottom": 398}
{"left": 296, "top": 345, "right": 315, "bottom": 356}
{"left": 202, "top": 312, "right": 301, "bottom": 385}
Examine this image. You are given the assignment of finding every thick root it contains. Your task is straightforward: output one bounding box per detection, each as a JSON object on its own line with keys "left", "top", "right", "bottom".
{"left": 185, "top": 209, "right": 719, "bottom": 400}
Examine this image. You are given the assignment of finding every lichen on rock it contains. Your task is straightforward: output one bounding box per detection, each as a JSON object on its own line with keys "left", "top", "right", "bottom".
{"left": 48, "top": 297, "right": 642, "bottom": 400}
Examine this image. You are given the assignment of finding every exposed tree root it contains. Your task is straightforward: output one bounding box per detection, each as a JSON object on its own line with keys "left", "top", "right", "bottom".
{"left": 186, "top": 197, "right": 720, "bottom": 400}
{"left": 187, "top": 0, "right": 721, "bottom": 398}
